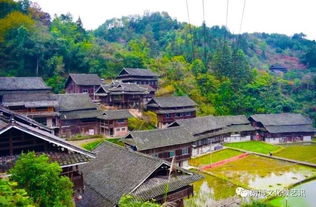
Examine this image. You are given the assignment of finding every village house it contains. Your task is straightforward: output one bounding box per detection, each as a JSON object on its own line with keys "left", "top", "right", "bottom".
{"left": 122, "top": 127, "right": 196, "bottom": 167}
{"left": 249, "top": 113, "right": 316, "bottom": 143}
{"left": 146, "top": 96, "right": 197, "bottom": 128}
{"left": 76, "top": 141, "right": 202, "bottom": 207}
{"left": 0, "top": 107, "right": 96, "bottom": 193}
{"left": 95, "top": 81, "right": 155, "bottom": 109}
{"left": 0, "top": 77, "right": 59, "bottom": 129}
{"left": 123, "top": 115, "right": 256, "bottom": 161}
{"left": 57, "top": 94, "right": 131, "bottom": 138}
{"left": 99, "top": 109, "right": 132, "bottom": 137}
{"left": 269, "top": 64, "right": 288, "bottom": 73}
{"left": 65, "top": 73, "right": 102, "bottom": 100}
{"left": 116, "top": 68, "right": 159, "bottom": 89}
{"left": 169, "top": 115, "right": 256, "bottom": 157}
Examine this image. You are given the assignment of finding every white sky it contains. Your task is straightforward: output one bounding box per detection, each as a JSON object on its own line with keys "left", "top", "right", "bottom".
{"left": 33, "top": 0, "right": 316, "bottom": 40}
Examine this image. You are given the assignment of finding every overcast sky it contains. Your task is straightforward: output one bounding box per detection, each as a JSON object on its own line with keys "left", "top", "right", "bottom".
{"left": 33, "top": 0, "right": 316, "bottom": 40}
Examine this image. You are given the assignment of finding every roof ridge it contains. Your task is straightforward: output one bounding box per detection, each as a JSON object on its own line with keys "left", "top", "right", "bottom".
{"left": 96, "top": 141, "right": 166, "bottom": 164}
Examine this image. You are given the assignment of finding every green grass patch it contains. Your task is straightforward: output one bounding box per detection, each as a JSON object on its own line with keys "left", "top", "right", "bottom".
{"left": 275, "top": 143, "right": 316, "bottom": 164}
{"left": 81, "top": 139, "right": 105, "bottom": 151}
{"left": 189, "top": 149, "right": 242, "bottom": 167}
{"left": 224, "top": 141, "right": 282, "bottom": 154}
{"left": 66, "top": 134, "right": 104, "bottom": 141}
{"left": 81, "top": 138, "right": 124, "bottom": 151}
{"left": 105, "top": 138, "right": 124, "bottom": 146}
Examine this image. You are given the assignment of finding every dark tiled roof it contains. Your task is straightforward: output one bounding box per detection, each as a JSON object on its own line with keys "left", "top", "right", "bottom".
{"left": 171, "top": 116, "right": 226, "bottom": 135}
{"left": 2, "top": 92, "right": 58, "bottom": 107}
{"left": 265, "top": 125, "right": 316, "bottom": 133}
{"left": 154, "top": 108, "right": 196, "bottom": 114}
{"left": 270, "top": 64, "right": 287, "bottom": 71}
{"left": 96, "top": 82, "right": 151, "bottom": 95}
{"left": 68, "top": 73, "right": 102, "bottom": 86}
{"left": 78, "top": 141, "right": 201, "bottom": 207}
{"left": 79, "top": 141, "right": 164, "bottom": 207}
{"left": 123, "top": 127, "right": 195, "bottom": 151}
{"left": 0, "top": 77, "right": 50, "bottom": 91}
{"left": 170, "top": 115, "right": 255, "bottom": 139}
{"left": 119, "top": 68, "right": 159, "bottom": 77}
{"left": 215, "top": 115, "right": 250, "bottom": 125}
{"left": 60, "top": 110, "right": 101, "bottom": 120}
{"left": 132, "top": 173, "right": 201, "bottom": 200}
{"left": 0, "top": 152, "right": 91, "bottom": 173}
{"left": 147, "top": 96, "right": 197, "bottom": 108}
{"left": 57, "top": 94, "right": 97, "bottom": 112}
{"left": 98, "top": 109, "right": 132, "bottom": 120}
{"left": 250, "top": 113, "right": 313, "bottom": 126}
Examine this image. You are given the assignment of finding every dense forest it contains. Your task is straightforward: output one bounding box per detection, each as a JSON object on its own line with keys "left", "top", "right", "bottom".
{"left": 1, "top": 0, "right": 315, "bottom": 124}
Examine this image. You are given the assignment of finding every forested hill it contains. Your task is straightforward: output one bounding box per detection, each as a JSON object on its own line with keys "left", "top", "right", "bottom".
{"left": 0, "top": 0, "right": 315, "bottom": 124}
{"left": 94, "top": 12, "right": 315, "bottom": 71}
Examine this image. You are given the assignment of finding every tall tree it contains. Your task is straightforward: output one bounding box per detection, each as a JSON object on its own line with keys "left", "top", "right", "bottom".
{"left": 10, "top": 152, "right": 74, "bottom": 207}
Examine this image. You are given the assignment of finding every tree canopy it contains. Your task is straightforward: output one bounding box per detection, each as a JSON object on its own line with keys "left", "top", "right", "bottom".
{"left": 9, "top": 152, "right": 74, "bottom": 207}
{"left": 0, "top": 1, "right": 315, "bottom": 124}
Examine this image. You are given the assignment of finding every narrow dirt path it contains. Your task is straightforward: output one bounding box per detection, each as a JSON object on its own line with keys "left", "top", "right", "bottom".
{"left": 200, "top": 153, "right": 249, "bottom": 170}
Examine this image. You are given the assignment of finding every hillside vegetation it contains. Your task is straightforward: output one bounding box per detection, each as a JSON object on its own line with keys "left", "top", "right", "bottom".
{"left": 1, "top": 0, "right": 315, "bottom": 124}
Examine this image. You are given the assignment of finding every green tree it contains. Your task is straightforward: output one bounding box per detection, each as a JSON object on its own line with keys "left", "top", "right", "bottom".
{"left": 0, "top": 179, "right": 34, "bottom": 207}
{"left": 9, "top": 152, "right": 74, "bottom": 207}
{"left": 190, "top": 59, "right": 207, "bottom": 76}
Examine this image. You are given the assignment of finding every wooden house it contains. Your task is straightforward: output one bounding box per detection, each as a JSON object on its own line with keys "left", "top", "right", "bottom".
{"left": 116, "top": 68, "right": 159, "bottom": 89}
{"left": 57, "top": 94, "right": 131, "bottom": 138}
{"left": 95, "top": 81, "right": 155, "bottom": 109}
{"left": 269, "top": 64, "right": 288, "bottom": 73}
{"left": 65, "top": 73, "right": 102, "bottom": 100}
{"left": 249, "top": 113, "right": 315, "bottom": 143}
{"left": 76, "top": 141, "right": 202, "bottom": 207}
{"left": 122, "top": 114, "right": 255, "bottom": 160}
{"left": 169, "top": 115, "right": 256, "bottom": 157}
{"left": 99, "top": 109, "right": 132, "bottom": 137}
{"left": 0, "top": 77, "right": 59, "bottom": 129}
{"left": 122, "top": 127, "right": 196, "bottom": 167}
{"left": 0, "top": 107, "right": 95, "bottom": 193}
{"left": 146, "top": 96, "right": 197, "bottom": 128}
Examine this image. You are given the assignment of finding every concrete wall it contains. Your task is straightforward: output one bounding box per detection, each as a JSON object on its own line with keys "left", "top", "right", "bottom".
{"left": 303, "top": 136, "right": 312, "bottom": 142}
{"left": 112, "top": 126, "right": 128, "bottom": 137}
{"left": 224, "top": 135, "right": 251, "bottom": 143}
{"left": 192, "top": 143, "right": 223, "bottom": 157}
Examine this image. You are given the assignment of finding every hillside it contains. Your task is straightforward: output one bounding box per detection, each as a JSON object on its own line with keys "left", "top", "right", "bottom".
{"left": 0, "top": 1, "right": 315, "bottom": 124}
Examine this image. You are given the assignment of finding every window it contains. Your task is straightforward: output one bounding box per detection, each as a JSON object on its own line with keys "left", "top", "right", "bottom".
{"left": 116, "top": 128, "right": 120, "bottom": 132}
{"left": 186, "top": 112, "right": 192, "bottom": 116}
{"left": 121, "top": 127, "right": 126, "bottom": 131}
{"left": 82, "top": 89, "right": 88, "bottom": 93}
{"left": 165, "top": 114, "right": 171, "bottom": 118}
{"left": 175, "top": 113, "right": 180, "bottom": 117}
{"left": 169, "top": 151, "right": 175, "bottom": 157}
{"left": 117, "top": 119, "right": 125, "bottom": 123}
{"left": 182, "top": 148, "right": 189, "bottom": 155}
{"left": 153, "top": 153, "right": 159, "bottom": 158}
